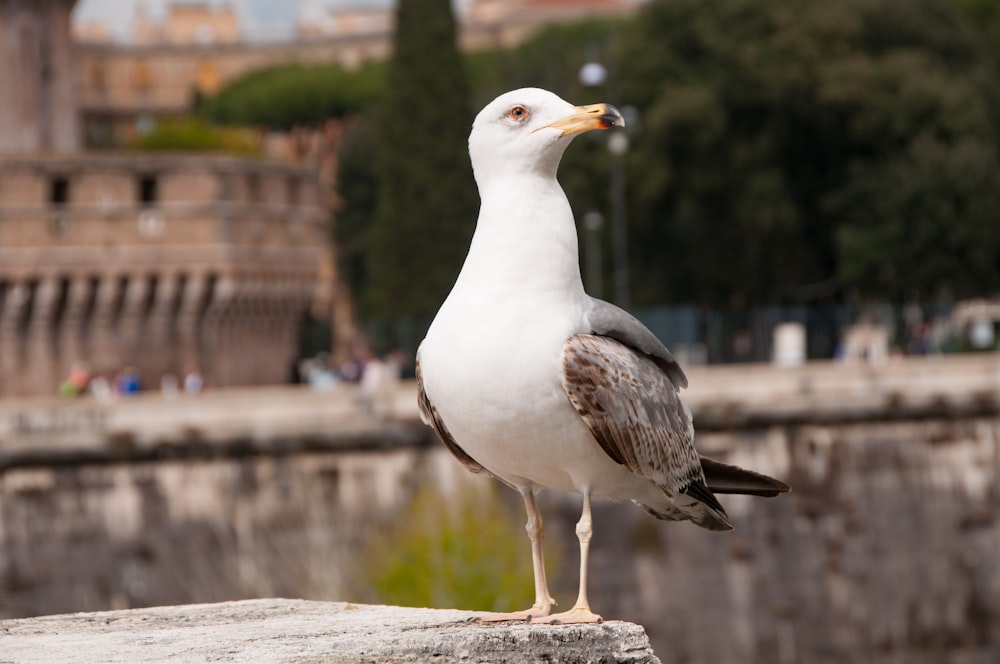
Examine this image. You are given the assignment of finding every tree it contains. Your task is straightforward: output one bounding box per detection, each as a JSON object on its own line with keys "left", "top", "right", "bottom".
{"left": 618, "top": 0, "right": 1000, "bottom": 305}
{"left": 365, "top": 0, "right": 478, "bottom": 333}
{"left": 200, "top": 63, "right": 385, "bottom": 129}
{"left": 129, "top": 118, "right": 258, "bottom": 154}
{"left": 336, "top": 117, "right": 379, "bottom": 303}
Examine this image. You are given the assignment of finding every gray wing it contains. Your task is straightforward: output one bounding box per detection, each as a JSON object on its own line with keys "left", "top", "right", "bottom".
{"left": 415, "top": 355, "right": 489, "bottom": 477}
{"left": 579, "top": 303, "right": 791, "bottom": 500}
{"left": 562, "top": 334, "right": 714, "bottom": 501}
{"left": 585, "top": 297, "right": 688, "bottom": 389}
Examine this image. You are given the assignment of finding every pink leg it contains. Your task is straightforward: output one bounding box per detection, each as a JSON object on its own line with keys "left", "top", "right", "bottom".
{"left": 476, "top": 487, "right": 556, "bottom": 622}
{"left": 544, "top": 489, "right": 602, "bottom": 624}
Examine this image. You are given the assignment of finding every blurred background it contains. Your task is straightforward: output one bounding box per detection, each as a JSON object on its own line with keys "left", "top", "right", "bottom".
{"left": 0, "top": 0, "right": 998, "bottom": 662}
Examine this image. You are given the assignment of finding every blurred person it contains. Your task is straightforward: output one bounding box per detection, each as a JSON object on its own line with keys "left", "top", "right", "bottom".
{"left": 116, "top": 366, "right": 142, "bottom": 395}
{"left": 58, "top": 362, "right": 90, "bottom": 397}
{"left": 183, "top": 367, "right": 204, "bottom": 394}
{"left": 161, "top": 373, "right": 180, "bottom": 397}
{"left": 303, "top": 354, "right": 338, "bottom": 391}
{"left": 359, "top": 349, "right": 404, "bottom": 416}
{"left": 87, "top": 372, "right": 113, "bottom": 400}
{"left": 339, "top": 354, "right": 364, "bottom": 383}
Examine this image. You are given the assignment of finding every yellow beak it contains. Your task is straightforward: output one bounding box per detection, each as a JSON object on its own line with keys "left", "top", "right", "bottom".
{"left": 543, "top": 103, "right": 625, "bottom": 136}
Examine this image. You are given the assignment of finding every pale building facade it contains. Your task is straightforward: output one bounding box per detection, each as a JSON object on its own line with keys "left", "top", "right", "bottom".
{"left": 297, "top": 8, "right": 395, "bottom": 40}
{"left": 0, "top": 1, "right": 330, "bottom": 397}
{"left": 463, "top": 0, "right": 639, "bottom": 50}
{"left": 133, "top": 2, "right": 241, "bottom": 46}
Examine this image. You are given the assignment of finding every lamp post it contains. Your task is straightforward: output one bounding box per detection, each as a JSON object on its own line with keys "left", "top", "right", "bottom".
{"left": 580, "top": 48, "right": 631, "bottom": 308}
{"left": 582, "top": 210, "right": 604, "bottom": 299}
{"left": 606, "top": 130, "right": 630, "bottom": 310}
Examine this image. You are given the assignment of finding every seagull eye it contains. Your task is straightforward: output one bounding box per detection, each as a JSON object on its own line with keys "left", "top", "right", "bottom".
{"left": 508, "top": 105, "right": 529, "bottom": 122}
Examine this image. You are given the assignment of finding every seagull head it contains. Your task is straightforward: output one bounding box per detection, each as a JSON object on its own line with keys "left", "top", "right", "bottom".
{"left": 469, "top": 88, "right": 624, "bottom": 186}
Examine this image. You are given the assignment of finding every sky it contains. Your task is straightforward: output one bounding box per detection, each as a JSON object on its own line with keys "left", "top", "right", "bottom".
{"left": 74, "top": 0, "right": 464, "bottom": 41}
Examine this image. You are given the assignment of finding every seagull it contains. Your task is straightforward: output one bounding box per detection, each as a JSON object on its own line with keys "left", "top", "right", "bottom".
{"left": 416, "top": 88, "right": 789, "bottom": 625}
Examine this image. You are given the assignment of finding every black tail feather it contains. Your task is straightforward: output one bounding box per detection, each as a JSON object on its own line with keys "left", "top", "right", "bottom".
{"left": 681, "top": 478, "right": 728, "bottom": 515}
{"left": 700, "top": 457, "right": 791, "bottom": 497}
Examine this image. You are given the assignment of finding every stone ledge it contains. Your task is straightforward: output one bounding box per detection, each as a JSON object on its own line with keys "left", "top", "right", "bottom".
{"left": 0, "top": 599, "right": 662, "bottom": 664}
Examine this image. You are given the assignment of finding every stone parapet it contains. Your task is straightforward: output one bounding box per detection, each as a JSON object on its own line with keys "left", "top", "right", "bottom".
{"left": 0, "top": 599, "right": 662, "bottom": 663}
{"left": 1, "top": 357, "right": 998, "bottom": 662}
{"left": 2, "top": 354, "right": 999, "bottom": 460}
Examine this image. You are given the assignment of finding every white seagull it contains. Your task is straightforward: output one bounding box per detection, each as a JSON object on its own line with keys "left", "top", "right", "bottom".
{"left": 416, "top": 88, "right": 789, "bottom": 625}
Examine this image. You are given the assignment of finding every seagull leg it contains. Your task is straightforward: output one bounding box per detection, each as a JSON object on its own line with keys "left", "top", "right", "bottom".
{"left": 475, "top": 487, "right": 555, "bottom": 622}
{"left": 523, "top": 488, "right": 557, "bottom": 615}
{"left": 544, "top": 488, "right": 603, "bottom": 624}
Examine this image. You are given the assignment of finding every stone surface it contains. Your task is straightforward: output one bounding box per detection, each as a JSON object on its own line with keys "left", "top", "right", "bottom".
{"left": 2, "top": 358, "right": 1000, "bottom": 663}
{"left": 0, "top": 599, "right": 661, "bottom": 664}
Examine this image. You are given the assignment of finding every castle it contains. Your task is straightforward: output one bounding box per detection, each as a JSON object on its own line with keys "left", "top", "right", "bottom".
{"left": 0, "top": 0, "right": 638, "bottom": 397}
{"left": 0, "top": 1, "right": 328, "bottom": 397}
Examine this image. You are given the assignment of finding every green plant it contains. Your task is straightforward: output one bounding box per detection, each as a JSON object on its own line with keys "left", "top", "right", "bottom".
{"left": 363, "top": 484, "right": 558, "bottom": 612}
{"left": 200, "top": 63, "right": 385, "bottom": 128}
{"left": 128, "top": 118, "right": 259, "bottom": 154}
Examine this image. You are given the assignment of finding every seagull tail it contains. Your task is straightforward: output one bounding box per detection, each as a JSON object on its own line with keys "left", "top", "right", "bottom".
{"left": 700, "top": 457, "right": 791, "bottom": 497}
{"left": 679, "top": 479, "right": 734, "bottom": 531}
{"left": 637, "top": 479, "right": 734, "bottom": 532}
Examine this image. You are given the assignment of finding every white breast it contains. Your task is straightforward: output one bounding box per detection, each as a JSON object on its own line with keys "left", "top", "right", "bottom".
{"left": 418, "top": 170, "right": 646, "bottom": 496}
{"left": 420, "top": 289, "right": 643, "bottom": 496}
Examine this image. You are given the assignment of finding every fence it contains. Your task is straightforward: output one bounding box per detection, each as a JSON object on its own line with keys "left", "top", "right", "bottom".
{"left": 362, "top": 298, "right": 986, "bottom": 371}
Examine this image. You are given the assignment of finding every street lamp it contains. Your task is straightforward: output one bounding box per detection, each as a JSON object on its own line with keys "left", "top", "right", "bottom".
{"left": 580, "top": 49, "right": 631, "bottom": 309}
{"left": 605, "top": 130, "right": 630, "bottom": 310}
{"left": 578, "top": 61, "right": 607, "bottom": 87}
{"left": 582, "top": 210, "right": 604, "bottom": 299}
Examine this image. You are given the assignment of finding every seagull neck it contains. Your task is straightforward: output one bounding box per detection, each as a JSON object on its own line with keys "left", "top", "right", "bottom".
{"left": 460, "top": 173, "right": 584, "bottom": 299}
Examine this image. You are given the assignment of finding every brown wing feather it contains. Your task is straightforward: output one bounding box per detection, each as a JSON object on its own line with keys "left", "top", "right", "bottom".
{"left": 561, "top": 334, "right": 705, "bottom": 494}
{"left": 415, "top": 356, "right": 490, "bottom": 476}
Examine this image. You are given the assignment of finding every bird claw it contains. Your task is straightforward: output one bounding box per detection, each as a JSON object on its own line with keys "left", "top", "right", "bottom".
{"left": 474, "top": 607, "right": 553, "bottom": 623}
{"left": 544, "top": 607, "right": 603, "bottom": 625}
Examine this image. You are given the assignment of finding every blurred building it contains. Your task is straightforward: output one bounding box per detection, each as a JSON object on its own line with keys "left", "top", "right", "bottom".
{"left": 132, "top": 2, "right": 241, "bottom": 46}
{"left": 76, "top": 31, "right": 388, "bottom": 149}
{"left": 296, "top": 7, "right": 395, "bottom": 40}
{"left": 463, "top": 0, "right": 639, "bottom": 50}
{"left": 0, "top": 0, "right": 79, "bottom": 153}
{"left": 73, "top": 0, "right": 641, "bottom": 147}
{"left": 0, "top": 0, "right": 328, "bottom": 397}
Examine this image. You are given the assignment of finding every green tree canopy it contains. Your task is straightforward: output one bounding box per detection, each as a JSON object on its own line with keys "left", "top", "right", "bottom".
{"left": 200, "top": 63, "right": 385, "bottom": 128}
{"left": 619, "top": 0, "right": 1000, "bottom": 305}
{"left": 129, "top": 118, "right": 259, "bottom": 154}
{"left": 288, "top": 0, "right": 1000, "bottom": 341}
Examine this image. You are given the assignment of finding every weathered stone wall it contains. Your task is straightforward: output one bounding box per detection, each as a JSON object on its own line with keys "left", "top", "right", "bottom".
{"left": 629, "top": 419, "right": 999, "bottom": 664}
{"left": 0, "top": 447, "right": 433, "bottom": 615}
{"left": 0, "top": 359, "right": 998, "bottom": 663}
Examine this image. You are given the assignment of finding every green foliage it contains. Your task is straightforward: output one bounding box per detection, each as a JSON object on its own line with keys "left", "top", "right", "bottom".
{"left": 200, "top": 63, "right": 385, "bottom": 128}
{"left": 365, "top": 0, "right": 478, "bottom": 327}
{"left": 363, "top": 485, "right": 552, "bottom": 612}
{"left": 128, "top": 118, "right": 259, "bottom": 154}
{"left": 331, "top": 0, "right": 1000, "bottom": 337}
{"left": 618, "top": 0, "right": 1000, "bottom": 305}
{"left": 335, "top": 116, "right": 379, "bottom": 303}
